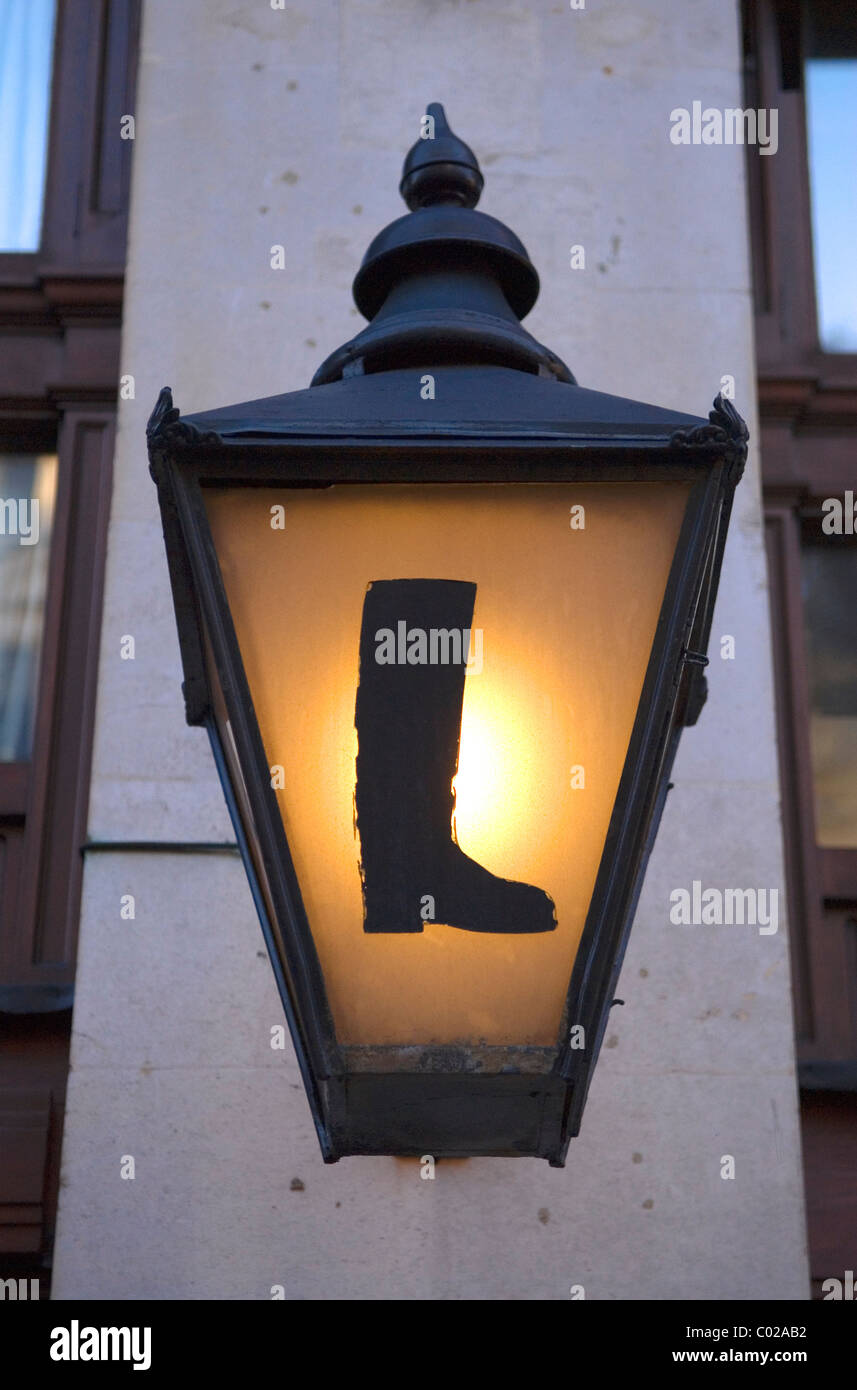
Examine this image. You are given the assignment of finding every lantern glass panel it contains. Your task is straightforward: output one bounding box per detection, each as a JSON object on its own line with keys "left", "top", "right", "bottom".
{"left": 204, "top": 480, "right": 690, "bottom": 1049}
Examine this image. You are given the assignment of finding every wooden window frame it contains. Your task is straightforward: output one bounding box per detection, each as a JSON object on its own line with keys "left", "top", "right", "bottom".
{"left": 0, "top": 413, "right": 115, "bottom": 1006}
{"left": 0, "top": 0, "right": 139, "bottom": 1009}
{"left": 746, "top": 0, "right": 857, "bottom": 387}
{"left": 765, "top": 495, "right": 857, "bottom": 1071}
{"left": 746, "top": 0, "right": 857, "bottom": 1083}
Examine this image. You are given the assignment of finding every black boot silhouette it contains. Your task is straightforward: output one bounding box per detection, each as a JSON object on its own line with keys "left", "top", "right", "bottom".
{"left": 354, "top": 578, "right": 556, "bottom": 934}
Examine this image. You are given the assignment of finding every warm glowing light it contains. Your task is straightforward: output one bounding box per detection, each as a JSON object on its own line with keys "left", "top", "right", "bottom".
{"left": 453, "top": 666, "right": 557, "bottom": 873}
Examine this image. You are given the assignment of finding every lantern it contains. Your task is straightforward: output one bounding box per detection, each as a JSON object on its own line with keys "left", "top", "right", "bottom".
{"left": 147, "top": 105, "right": 747, "bottom": 1164}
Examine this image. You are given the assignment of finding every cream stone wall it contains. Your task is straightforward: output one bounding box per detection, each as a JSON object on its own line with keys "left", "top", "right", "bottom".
{"left": 53, "top": 0, "right": 808, "bottom": 1300}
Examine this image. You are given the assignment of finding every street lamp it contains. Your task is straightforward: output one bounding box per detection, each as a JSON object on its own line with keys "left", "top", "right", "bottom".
{"left": 147, "top": 105, "right": 747, "bottom": 1165}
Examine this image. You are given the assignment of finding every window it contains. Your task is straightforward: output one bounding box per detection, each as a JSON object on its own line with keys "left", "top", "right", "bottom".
{"left": 0, "top": 0, "right": 57, "bottom": 252}
{"left": 748, "top": 0, "right": 857, "bottom": 1300}
{"left": 0, "top": 0, "right": 140, "bottom": 1286}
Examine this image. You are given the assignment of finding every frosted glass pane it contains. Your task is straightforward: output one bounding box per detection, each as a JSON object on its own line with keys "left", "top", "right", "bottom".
{"left": 206, "top": 481, "right": 689, "bottom": 1047}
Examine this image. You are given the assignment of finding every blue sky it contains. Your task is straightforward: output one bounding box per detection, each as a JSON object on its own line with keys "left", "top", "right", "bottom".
{"left": 805, "top": 58, "right": 857, "bottom": 352}
{"left": 0, "top": 0, "right": 56, "bottom": 251}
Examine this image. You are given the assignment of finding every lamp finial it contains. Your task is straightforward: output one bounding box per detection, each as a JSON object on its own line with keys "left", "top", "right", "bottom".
{"left": 399, "top": 103, "right": 484, "bottom": 210}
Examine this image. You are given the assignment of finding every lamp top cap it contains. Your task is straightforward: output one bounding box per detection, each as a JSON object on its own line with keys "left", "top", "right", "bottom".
{"left": 399, "top": 103, "right": 484, "bottom": 210}
{"left": 312, "top": 102, "right": 569, "bottom": 382}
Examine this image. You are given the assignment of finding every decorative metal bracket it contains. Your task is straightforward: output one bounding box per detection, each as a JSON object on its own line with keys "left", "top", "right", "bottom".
{"left": 670, "top": 393, "right": 749, "bottom": 485}
{"left": 146, "top": 386, "right": 221, "bottom": 468}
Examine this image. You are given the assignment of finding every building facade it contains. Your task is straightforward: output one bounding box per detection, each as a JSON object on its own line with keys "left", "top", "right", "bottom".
{"left": 3, "top": 0, "right": 853, "bottom": 1299}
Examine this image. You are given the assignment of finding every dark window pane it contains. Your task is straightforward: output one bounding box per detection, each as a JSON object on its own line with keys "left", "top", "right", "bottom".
{"left": 801, "top": 539, "right": 857, "bottom": 846}
{"left": 0, "top": 453, "right": 57, "bottom": 760}
{"left": 0, "top": 0, "right": 56, "bottom": 252}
